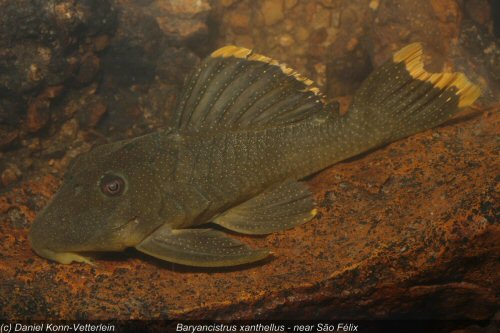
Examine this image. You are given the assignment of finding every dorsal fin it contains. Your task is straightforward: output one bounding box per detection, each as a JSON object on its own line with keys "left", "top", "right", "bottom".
{"left": 172, "top": 45, "right": 327, "bottom": 132}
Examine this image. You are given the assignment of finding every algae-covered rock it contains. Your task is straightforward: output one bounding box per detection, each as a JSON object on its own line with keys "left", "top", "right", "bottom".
{"left": 0, "top": 0, "right": 498, "bottom": 327}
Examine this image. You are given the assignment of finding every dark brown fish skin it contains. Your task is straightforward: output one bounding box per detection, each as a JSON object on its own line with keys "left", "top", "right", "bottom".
{"left": 29, "top": 134, "right": 169, "bottom": 263}
{"left": 29, "top": 43, "right": 480, "bottom": 266}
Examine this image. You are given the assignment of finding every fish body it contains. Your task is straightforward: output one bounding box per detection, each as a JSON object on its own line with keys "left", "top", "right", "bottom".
{"left": 29, "top": 43, "right": 480, "bottom": 266}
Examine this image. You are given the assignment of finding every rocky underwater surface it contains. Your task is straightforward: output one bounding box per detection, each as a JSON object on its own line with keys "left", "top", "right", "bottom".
{"left": 0, "top": 0, "right": 498, "bottom": 328}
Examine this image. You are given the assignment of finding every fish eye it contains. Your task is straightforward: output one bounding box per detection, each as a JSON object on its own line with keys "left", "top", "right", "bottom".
{"left": 100, "top": 174, "right": 125, "bottom": 196}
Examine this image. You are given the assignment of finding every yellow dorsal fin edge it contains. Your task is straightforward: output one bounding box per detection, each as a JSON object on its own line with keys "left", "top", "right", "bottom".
{"left": 393, "top": 43, "right": 481, "bottom": 108}
{"left": 211, "top": 45, "right": 325, "bottom": 100}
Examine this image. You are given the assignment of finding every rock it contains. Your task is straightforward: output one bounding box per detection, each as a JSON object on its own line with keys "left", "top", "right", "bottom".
{"left": 26, "top": 96, "right": 51, "bottom": 133}
{"left": 74, "top": 95, "right": 108, "bottom": 129}
{"left": 25, "top": 85, "right": 65, "bottom": 133}
{"left": 215, "top": 0, "right": 487, "bottom": 101}
{"left": 59, "top": 119, "right": 79, "bottom": 141}
{"left": 279, "top": 34, "right": 295, "bottom": 47}
{"left": 93, "top": 35, "right": 111, "bottom": 52}
{"left": 261, "top": 0, "right": 284, "bottom": 26}
{"left": 220, "top": 0, "right": 238, "bottom": 7}
{"left": 155, "top": 47, "right": 200, "bottom": 84}
{"left": 101, "top": 4, "right": 162, "bottom": 88}
{"left": 228, "top": 13, "right": 250, "bottom": 34}
{"left": 99, "top": 17, "right": 200, "bottom": 137}
{"left": 464, "top": 0, "right": 491, "bottom": 27}
{"left": 42, "top": 86, "right": 64, "bottom": 100}
{"left": 0, "top": 0, "right": 117, "bottom": 170}
{"left": 0, "top": 130, "right": 19, "bottom": 150}
{"left": 0, "top": 96, "right": 23, "bottom": 128}
{"left": 311, "top": 4, "right": 331, "bottom": 30}
{"left": 148, "top": 0, "right": 211, "bottom": 40}
{"left": 460, "top": 19, "right": 500, "bottom": 90}
{"left": 0, "top": 0, "right": 116, "bottom": 92}
{"left": 369, "top": 0, "right": 380, "bottom": 11}
{"left": 233, "top": 35, "right": 254, "bottom": 49}
{"left": 319, "top": 0, "right": 337, "bottom": 7}
{"left": 76, "top": 53, "right": 101, "bottom": 84}
{"left": 0, "top": 0, "right": 498, "bottom": 325}
{"left": 284, "top": 0, "right": 299, "bottom": 10}
{"left": 326, "top": 37, "right": 373, "bottom": 97}
{"left": 371, "top": 0, "right": 461, "bottom": 65}
{"left": 212, "top": 0, "right": 370, "bottom": 94}
{"left": 1, "top": 164, "right": 22, "bottom": 187}
{"left": 87, "top": 102, "right": 107, "bottom": 128}
{"left": 295, "top": 26, "right": 310, "bottom": 42}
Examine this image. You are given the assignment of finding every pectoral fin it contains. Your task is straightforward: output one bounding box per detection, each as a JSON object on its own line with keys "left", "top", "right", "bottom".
{"left": 135, "top": 226, "right": 269, "bottom": 267}
{"left": 212, "top": 181, "right": 317, "bottom": 235}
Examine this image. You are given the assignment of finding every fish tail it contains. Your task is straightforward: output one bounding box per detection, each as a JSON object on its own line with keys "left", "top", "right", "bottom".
{"left": 343, "top": 43, "right": 481, "bottom": 148}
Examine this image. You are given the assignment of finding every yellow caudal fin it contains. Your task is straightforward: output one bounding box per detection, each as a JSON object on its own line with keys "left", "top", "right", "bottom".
{"left": 346, "top": 42, "right": 481, "bottom": 144}
{"left": 393, "top": 43, "right": 481, "bottom": 108}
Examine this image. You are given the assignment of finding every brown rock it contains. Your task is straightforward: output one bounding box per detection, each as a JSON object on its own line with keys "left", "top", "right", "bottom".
{"left": 0, "top": 130, "right": 19, "bottom": 150}
{"left": 326, "top": 35, "right": 372, "bottom": 97}
{"left": 1, "top": 164, "right": 22, "bottom": 187}
{"left": 54, "top": 2, "right": 80, "bottom": 23}
{"left": 97, "top": 0, "right": 205, "bottom": 140}
{"left": 233, "top": 35, "right": 254, "bottom": 48}
{"left": 0, "top": 0, "right": 116, "bottom": 108}
{"left": 295, "top": 26, "right": 310, "bottom": 42}
{"left": 26, "top": 97, "right": 51, "bottom": 133}
{"left": 284, "top": 0, "right": 298, "bottom": 10}
{"left": 27, "top": 63, "right": 43, "bottom": 83}
{"left": 369, "top": 0, "right": 380, "bottom": 11}
{"left": 261, "top": 0, "right": 284, "bottom": 26}
{"left": 319, "top": 0, "right": 337, "bottom": 8}
{"left": 372, "top": 0, "right": 461, "bottom": 65}
{"left": 76, "top": 53, "right": 101, "bottom": 84}
{"left": 346, "top": 37, "right": 359, "bottom": 51}
{"left": 278, "top": 34, "right": 294, "bottom": 48}
{"left": 41, "top": 85, "right": 64, "bottom": 99}
{"left": 25, "top": 138, "right": 41, "bottom": 151}
{"left": 59, "top": 119, "right": 79, "bottom": 140}
{"left": 151, "top": 0, "right": 211, "bottom": 39}
{"left": 331, "top": 11, "right": 341, "bottom": 27}
{"left": 88, "top": 102, "right": 108, "bottom": 128}
{"left": 464, "top": 0, "right": 491, "bottom": 27}
{"left": 75, "top": 97, "right": 108, "bottom": 129}
{"left": 311, "top": 4, "right": 331, "bottom": 30}
{"left": 211, "top": 0, "right": 366, "bottom": 94}
{"left": 228, "top": 13, "right": 250, "bottom": 34}
{"left": 459, "top": 19, "right": 500, "bottom": 91}
{"left": 340, "top": 7, "right": 360, "bottom": 28}
{"left": 310, "top": 28, "right": 328, "bottom": 45}
{"left": 93, "top": 35, "right": 111, "bottom": 52}
{"left": 220, "top": 0, "right": 237, "bottom": 7}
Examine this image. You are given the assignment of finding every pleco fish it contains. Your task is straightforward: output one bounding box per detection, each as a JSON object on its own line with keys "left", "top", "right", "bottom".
{"left": 29, "top": 43, "right": 481, "bottom": 267}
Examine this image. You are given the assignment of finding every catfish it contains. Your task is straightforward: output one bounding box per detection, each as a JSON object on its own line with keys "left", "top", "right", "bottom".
{"left": 29, "top": 43, "right": 481, "bottom": 267}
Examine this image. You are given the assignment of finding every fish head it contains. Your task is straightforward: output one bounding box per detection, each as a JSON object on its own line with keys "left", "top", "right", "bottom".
{"left": 29, "top": 136, "right": 169, "bottom": 264}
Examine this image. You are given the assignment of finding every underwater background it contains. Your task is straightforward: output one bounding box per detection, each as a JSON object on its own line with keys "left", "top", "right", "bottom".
{"left": 0, "top": 0, "right": 498, "bottom": 329}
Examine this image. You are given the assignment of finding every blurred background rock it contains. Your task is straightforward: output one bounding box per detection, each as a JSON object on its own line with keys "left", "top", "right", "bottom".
{"left": 0, "top": 0, "right": 498, "bottom": 326}
{"left": 0, "top": 0, "right": 498, "bottom": 184}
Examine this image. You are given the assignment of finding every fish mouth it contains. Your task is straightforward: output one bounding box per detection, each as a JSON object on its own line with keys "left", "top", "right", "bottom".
{"left": 28, "top": 214, "right": 95, "bottom": 264}
{"left": 28, "top": 236, "right": 94, "bottom": 265}
{"left": 29, "top": 216, "right": 141, "bottom": 265}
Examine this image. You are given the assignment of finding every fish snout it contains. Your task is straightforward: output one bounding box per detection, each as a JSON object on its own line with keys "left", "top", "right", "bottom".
{"left": 28, "top": 217, "right": 92, "bottom": 265}
{"left": 29, "top": 209, "right": 93, "bottom": 265}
